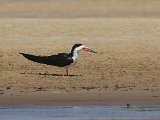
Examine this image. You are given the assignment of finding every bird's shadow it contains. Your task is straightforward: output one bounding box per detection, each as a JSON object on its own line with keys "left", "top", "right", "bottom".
{"left": 25, "top": 72, "right": 80, "bottom": 77}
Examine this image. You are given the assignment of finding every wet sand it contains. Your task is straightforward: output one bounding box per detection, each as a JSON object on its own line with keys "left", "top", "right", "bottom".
{"left": 0, "top": 90, "right": 160, "bottom": 107}
{"left": 0, "top": 0, "right": 160, "bottom": 107}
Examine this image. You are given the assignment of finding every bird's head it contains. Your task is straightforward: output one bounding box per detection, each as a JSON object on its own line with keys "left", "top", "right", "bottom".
{"left": 71, "top": 44, "right": 97, "bottom": 54}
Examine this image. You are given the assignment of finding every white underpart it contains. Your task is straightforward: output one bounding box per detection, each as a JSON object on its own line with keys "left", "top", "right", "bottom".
{"left": 72, "top": 45, "right": 85, "bottom": 64}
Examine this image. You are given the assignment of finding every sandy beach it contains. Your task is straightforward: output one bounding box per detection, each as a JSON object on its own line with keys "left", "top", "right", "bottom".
{"left": 0, "top": 0, "right": 160, "bottom": 107}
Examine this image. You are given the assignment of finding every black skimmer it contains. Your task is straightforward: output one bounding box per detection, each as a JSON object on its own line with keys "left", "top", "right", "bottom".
{"left": 20, "top": 44, "right": 97, "bottom": 76}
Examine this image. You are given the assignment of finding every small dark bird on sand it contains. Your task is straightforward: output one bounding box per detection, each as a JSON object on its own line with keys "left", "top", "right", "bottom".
{"left": 20, "top": 44, "right": 97, "bottom": 76}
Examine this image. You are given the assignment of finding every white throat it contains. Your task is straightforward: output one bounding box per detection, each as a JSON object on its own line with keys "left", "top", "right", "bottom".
{"left": 72, "top": 50, "right": 79, "bottom": 62}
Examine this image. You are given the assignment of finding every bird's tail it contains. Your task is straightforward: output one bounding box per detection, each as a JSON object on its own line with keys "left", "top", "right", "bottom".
{"left": 19, "top": 53, "right": 49, "bottom": 64}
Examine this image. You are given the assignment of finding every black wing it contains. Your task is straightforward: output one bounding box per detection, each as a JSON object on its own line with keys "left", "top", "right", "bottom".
{"left": 20, "top": 53, "right": 73, "bottom": 67}
{"left": 57, "top": 53, "right": 73, "bottom": 67}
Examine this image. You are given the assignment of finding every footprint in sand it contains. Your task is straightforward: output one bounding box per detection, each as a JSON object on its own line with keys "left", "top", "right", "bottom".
{"left": 0, "top": 51, "right": 3, "bottom": 57}
{"left": 0, "top": 90, "right": 5, "bottom": 95}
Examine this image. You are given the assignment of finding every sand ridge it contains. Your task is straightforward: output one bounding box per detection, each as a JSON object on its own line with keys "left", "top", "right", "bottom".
{"left": 0, "top": 18, "right": 160, "bottom": 106}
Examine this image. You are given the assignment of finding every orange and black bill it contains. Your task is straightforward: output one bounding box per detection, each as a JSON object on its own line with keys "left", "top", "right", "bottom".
{"left": 83, "top": 47, "right": 97, "bottom": 53}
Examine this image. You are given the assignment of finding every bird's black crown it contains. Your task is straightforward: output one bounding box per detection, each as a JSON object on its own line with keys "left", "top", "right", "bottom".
{"left": 71, "top": 44, "right": 83, "bottom": 53}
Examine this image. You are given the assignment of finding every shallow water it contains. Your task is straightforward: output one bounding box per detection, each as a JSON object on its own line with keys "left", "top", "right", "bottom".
{"left": 0, "top": 106, "right": 160, "bottom": 120}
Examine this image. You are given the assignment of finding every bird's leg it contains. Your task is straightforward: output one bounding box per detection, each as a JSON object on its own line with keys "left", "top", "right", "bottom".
{"left": 66, "top": 68, "right": 69, "bottom": 76}
{"left": 61, "top": 68, "right": 65, "bottom": 76}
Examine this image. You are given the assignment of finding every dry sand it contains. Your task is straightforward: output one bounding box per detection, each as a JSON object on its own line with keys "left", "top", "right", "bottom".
{"left": 0, "top": 0, "right": 160, "bottom": 106}
{"left": 1, "top": 0, "right": 160, "bottom": 18}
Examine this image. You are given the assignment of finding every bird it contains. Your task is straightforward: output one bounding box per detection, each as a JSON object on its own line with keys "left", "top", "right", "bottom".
{"left": 20, "top": 44, "right": 97, "bottom": 76}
